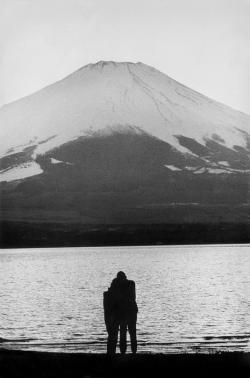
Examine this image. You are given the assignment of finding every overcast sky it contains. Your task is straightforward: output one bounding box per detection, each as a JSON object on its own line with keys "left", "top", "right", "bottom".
{"left": 1, "top": 0, "right": 250, "bottom": 113}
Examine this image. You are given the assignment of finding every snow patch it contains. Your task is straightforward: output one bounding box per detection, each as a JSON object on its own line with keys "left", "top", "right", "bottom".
{"left": 50, "top": 158, "right": 63, "bottom": 164}
{"left": 164, "top": 165, "right": 182, "bottom": 171}
{"left": 50, "top": 158, "right": 73, "bottom": 165}
{"left": 185, "top": 166, "right": 197, "bottom": 171}
{"left": 207, "top": 168, "right": 232, "bottom": 174}
{"left": 193, "top": 168, "right": 207, "bottom": 174}
{"left": 232, "top": 168, "right": 250, "bottom": 173}
{"left": 218, "top": 161, "right": 230, "bottom": 167}
{"left": 0, "top": 162, "right": 43, "bottom": 182}
{"left": 166, "top": 163, "right": 250, "bottom": 175}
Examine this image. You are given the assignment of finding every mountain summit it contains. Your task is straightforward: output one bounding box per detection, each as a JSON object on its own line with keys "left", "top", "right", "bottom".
{"left": 1, "top": 61, "right": 250, "bottom": 246}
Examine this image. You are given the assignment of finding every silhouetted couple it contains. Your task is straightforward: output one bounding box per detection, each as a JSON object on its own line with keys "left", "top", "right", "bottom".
{"left": 103, "top": 271, "right": 138, "bottom": 354}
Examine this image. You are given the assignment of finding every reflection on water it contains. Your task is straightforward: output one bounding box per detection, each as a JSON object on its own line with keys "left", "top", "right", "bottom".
{"left": 0, "top": 245, "right": 250, "bottom": 353}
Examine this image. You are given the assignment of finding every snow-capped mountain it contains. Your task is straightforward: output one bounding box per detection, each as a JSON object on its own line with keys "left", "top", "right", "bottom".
{"left": 1, "top": 61, "right": 250, "bottom": 235}
{"left": 1, "top": 61, "right": 250, "bottom": 181}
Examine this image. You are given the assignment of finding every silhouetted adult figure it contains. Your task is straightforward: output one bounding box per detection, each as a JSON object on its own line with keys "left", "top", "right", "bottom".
{"left": 103, "top": 271, "right": 138, "bottom": 354}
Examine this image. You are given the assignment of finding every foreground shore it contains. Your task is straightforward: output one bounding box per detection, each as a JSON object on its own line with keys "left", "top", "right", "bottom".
{"left": 1, "top": 349, "right": 250, "bottom": 378}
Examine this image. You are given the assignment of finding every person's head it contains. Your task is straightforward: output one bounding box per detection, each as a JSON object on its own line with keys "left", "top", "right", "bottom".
{"left": 116, "top": 271, "right": 127, "bottom": 281}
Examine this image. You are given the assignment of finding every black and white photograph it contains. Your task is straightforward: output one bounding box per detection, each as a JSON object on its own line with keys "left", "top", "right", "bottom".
{"left": 0, "top": 0, "right": 250, "bottom": 377}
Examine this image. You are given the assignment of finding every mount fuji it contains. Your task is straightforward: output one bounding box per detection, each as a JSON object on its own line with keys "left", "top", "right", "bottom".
{"left": 1, "top": 61, "right": 250, "bottom": 246}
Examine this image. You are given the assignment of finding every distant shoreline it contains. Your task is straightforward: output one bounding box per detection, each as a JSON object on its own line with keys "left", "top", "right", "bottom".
{"left": 1, "top": 221, "right": 250, "bottom": 248}
{"left": 1, "top": 349, "right": 250, "bottom": 378}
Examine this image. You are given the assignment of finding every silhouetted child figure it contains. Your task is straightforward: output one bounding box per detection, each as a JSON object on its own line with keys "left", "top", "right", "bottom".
{"left": 103, "top": 271, "right": 138, "bottom": 354}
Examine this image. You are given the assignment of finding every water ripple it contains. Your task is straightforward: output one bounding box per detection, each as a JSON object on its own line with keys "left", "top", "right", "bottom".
{"left": 1, "top": 245, "right": 250, "bottom": 353}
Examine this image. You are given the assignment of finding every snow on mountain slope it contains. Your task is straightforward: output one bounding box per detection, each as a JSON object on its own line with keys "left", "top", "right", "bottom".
{"left": 0, "top": 162, "right": 43, "bottom": 182}
{"left": 1, "top": 61, "right": 250, "bottom": 182}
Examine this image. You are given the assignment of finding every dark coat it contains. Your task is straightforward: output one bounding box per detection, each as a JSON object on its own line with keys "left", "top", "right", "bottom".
{"left": 104, "top": 279, "right": 138, "bottom": 324}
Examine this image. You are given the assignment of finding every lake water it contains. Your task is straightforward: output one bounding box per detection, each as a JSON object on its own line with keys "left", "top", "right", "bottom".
{"left": 0, "top": 245, "right": 250, "bottom": 354}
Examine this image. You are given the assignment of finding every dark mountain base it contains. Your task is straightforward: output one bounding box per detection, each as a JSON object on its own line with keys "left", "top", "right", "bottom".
{"left": 1, "top": 349, "right": 250, "bottom": 378}
{"left": 1, "top": 221, "right": 250, "bottom": 248}
{"left": 1, "top": 132, "right": 250, "bottom": 248}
